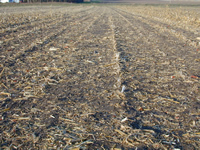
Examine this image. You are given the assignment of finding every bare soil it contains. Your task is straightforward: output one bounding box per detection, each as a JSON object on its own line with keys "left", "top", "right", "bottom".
{"left": 0, "top": 4, "right": 200, "bottom": 149}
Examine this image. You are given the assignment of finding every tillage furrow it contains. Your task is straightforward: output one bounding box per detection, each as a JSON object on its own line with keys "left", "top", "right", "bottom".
{"left": 110, "top": 7, "right": 200, "bottom": 148}
{"left": 0, "top": 7, "right": 100, "bottom": 66}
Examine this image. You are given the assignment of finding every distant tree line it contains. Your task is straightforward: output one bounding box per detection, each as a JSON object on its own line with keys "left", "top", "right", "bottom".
{"left": 21, "top": 0, "right": 84, "bottom": 3}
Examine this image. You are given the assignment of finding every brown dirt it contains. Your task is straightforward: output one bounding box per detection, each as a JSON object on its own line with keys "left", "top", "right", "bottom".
{"left": 0, "top": 4, "right": 200, "bottom": 150}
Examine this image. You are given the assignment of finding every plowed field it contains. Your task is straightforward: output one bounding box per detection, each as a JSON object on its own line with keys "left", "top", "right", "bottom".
{"left": 0, "top": 4, "right": 200, "bottom": 149}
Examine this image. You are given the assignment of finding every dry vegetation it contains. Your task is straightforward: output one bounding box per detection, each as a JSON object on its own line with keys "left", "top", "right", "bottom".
{"left": 0, "top": 3, "right": 200, "bottom": 149}
{"left": 114, "top": 5, "right": 200, "bottom": 28}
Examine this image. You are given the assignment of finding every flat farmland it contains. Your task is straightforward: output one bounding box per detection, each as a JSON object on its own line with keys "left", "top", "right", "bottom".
{"left": 0, "top": 4, "right": 200, "bottom": 149}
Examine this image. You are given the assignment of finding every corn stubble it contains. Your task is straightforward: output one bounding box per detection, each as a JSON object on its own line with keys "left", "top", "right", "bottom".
{"left": 0, "top": 4, "right": 200, "bottom": 150}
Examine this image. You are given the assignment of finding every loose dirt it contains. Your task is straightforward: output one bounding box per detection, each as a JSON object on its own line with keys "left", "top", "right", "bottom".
{"left": 0, "top": 4, "right": 200, "bottom": 149}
